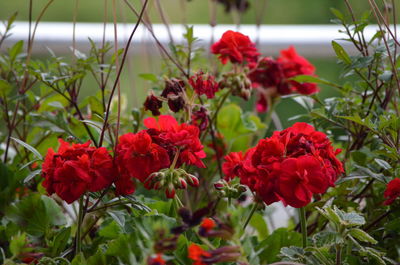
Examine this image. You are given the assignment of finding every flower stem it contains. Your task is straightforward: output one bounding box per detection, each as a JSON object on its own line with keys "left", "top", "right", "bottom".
{"left": 299, "top": 207, "right": 307, "bottom": 248}
{"left": 243, "top": 203, "right": 258, "bottom": 230}
{"left": 75, "top": 196, "right": 84, "bottom": 255}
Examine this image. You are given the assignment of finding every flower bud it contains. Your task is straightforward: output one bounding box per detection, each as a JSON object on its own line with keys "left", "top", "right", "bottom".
{"left": 165, "top": 184, "right": 176, "bottom": 198}
{"left": 186, "top": 174, "right": 199, "bottom": 187}
{"left": 214, "top": 180, "right": 225, "bottom": 190}
{"left": 178, "top": 178, "right": 188, "bottom": 189}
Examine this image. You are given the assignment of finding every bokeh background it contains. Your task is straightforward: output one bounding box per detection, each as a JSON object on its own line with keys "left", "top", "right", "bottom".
{"left": 0, "top": 0, "right": 382, "bottom": 126}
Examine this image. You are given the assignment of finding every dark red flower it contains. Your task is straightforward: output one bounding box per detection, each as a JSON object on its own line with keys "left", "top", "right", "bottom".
{"left": 189, "top": 71, "right": 219, "bottom": 99}
{"left": 147, "top": 254, "right": 166, "bottom": 265}
{"left": 248, "top": 57, "right": 284, "bottom": 90}
{"left": 115, "top": 131, "right": 170, "bottom": 195}
{"left": 42, "top": 139, "right": 114, "bottom": 204}
{"left": 211, "top": 30, "right": 259, "bottom": 65}
{"left": 161, "top": 78, "right": 186, "bottom": 113}
{"left": 144, "top": 115, "right": 206, "bottom": 168}
{"left": 191, "top": 107, "right": 209, "bottom": 131}
{"left": 222, "top": 122, "right": 343, "bottom": 208}
{"left": 277, "top": 46, "right": 319, "bottom": 95}
{"left": 383, "top": 178, "right": 400, "bottom": 205}
{"left": 144, "top": 93, "right": 163, "bottom": 116}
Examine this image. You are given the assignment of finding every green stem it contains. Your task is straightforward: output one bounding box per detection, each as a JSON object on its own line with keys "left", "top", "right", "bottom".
{"left": 335, "top": 244, "right": 342, "bottom": 265}
{"left": 299, "top": 207, "right": 307, "bottom": 248}
{"left": 75, "top": 196, "right": 84, "bottom": 255}
{"left": 243, "top": 203, "right": 258, "bottom": 230}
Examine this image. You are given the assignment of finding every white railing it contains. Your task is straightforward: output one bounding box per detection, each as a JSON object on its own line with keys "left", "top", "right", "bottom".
{"left": 0, "top": 22, "right": 385, "bottom": 57}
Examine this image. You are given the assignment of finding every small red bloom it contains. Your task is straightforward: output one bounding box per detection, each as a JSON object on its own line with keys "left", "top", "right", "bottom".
{"left": 147, "top": 254, "right": 166, "bottom": 265}
{"left": 383, "top": 178, "right": 400, "bottom": 205}
{"left": 211, "top": 30, "right": 259, "bottom": 65}
{"left": 277, "top": 46, "right": 319, "bottom": 95}
{"left": 144, "top": 115, "right": 206, "bottom": 168}
{"left": 188, "top": 244, "right": 212, "bottom": 265}
{"left": 189, "top": 71, "right": 219, "bottom": 99}
{"left": 200, "top": 218, "right": 216, "bottom": 233}
{"left": 42, "top": 139, "right": 114, "bottom": 204}
{"left": 115, "top": 131, "right": 170, "bottom": 195}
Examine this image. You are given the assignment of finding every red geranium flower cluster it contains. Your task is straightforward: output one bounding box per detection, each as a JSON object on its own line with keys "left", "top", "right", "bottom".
{"left": 189, "top": 71, "right": 220, "bottom": 99}
{"left": 211, "top": 30, "right": 259, "bottom": 65}
{"left": 223, "top": 122, "right": 343, "bottom": 208}
{"left": 115, "top": 115, "right": 206, "bottom": 195}
{"left": 383, "top": 178, "right": 400, "bottom": 205}
{"left": 249, "top": 46, "right": 319, "bottom": 112}
{"left": 42, "top": 139, "right": 115, "bottom": 204}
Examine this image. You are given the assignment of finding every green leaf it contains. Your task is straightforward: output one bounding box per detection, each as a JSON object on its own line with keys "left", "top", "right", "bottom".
{"left": 257, "top": 228, "right": 302, "bottom": 263}
{"left": 330, "top": 8, "right": 345, "bottom": 21}
{"left": 24, "top": 169, "right": 42, "bottom": 184}
{"left": 290, "top": 75, "right": 341, "bottom": 89}
{"left": 374, "top": 158, "right": 391, "bottom": 170}
{"left": 6, "top": 194, "right": 66, "bottom": 236}
{"left": 348, "top": 228, "right": 377, "bottom": 244}
{"left": 139, "top": 73, "right": 158, "bottom": 82}
{"left": 332, "top": 41, "right": 351, "bottom": 64}
{"left": 10, "top": 233, "right": 27, "bottom": 256}
{"left": 0, "top": 79, "right": 12, "bottom": 95}
{"left": 10, "top": 137, "right": 43, "bottom": 160}
{"left": 312, "top": 231, "right": 343, "bottom": 247}
{"left": 51, "top": 227, "right": 71, "bottom": 256}
{"left": 9, "top": 40, "right": 24, "bottom": 63}
{"left": 249, "top": 212, "right": 269, "bottom": 240}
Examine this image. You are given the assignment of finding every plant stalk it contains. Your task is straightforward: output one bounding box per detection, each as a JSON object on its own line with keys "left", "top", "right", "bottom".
{"left": 299, "top": 207, "right": 307, "bottom": 248}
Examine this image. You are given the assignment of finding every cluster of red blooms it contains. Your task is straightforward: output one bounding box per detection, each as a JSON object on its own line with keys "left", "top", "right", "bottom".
{"left": 188, "top": 244, "right": 241, "bottom": 265}
{"left": 249, "top": 46, "right": 319, "bottom": 112}
{"left": 223, "top": 122, "right": 344, "bottom": 208}
{"left": 42, "top": 140, "right": 114, "bottom": 204}
{"left": 211, "top": 30, "right": 318, "bottom": 113}
{"left": 383, "top": 178, "right": 400, "bottom": 205}
{"left": 41, "top": 115, "right": 205, "bottom": 203}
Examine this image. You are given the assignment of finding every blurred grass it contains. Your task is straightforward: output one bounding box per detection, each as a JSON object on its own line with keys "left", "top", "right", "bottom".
{"left": 0, "top": 0, "right": 371, "bottom": 24}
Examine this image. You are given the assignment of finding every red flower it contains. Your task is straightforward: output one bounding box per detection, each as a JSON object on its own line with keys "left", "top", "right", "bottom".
{"left": 144, "top": 93, "right": 163, "bottom": 116}
{"left": 277, "top": 46, "right": 319, "bottom": 95}
{"left": 278, "top": 156, "right": 328, "bottom": 208}
{"left": 223, "top": 122, "right": 343, "bottom": 208}
{"left": 42, "top": 139, "right": 114, "bottom": 204}
{"left": 115, "top": 131, "right": 170, "bottom": 195}
{"left": 144, "top": 115, "right": 206, "bottom": 168}
{"left": 161, "top": 78, "right": 186, "bottom": 113}
{"left": 188, "top": 244, "right": 241, "bottom": 264}
{"left": 147, "top": 254, "right": 166, "bottom": 265}
{"left": 211, "top": 30, "right": 259, "bottom": 65}
{"left": 188, "top": 244, "right": 211, "bottom": 265}
{"left": 191, "top": 107, "right": 209, "bottom": 131}
{"left": 189, "top": 71, "right": 219, "bottom": 99}
{"left": 383, "top": 178, "right": 400, "bottom": 205}
{"left": 200, "top": 218, "right": 216, "bottom": 233}
{"left": 248, "top": 57, "right": 284, "bottom": 90}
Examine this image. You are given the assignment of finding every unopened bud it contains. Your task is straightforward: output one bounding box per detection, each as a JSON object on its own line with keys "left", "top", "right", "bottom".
{"left": 186, "top": 174, "right": 199, "bottom": 187}
{"left": 178, "top": 178, "right": 187, "bottom": 189}
{"left": 165, "top": 184, "right": 176, "bottom": 198}
{"left": 214, "top": 181, "right": 225, "bottom": 190}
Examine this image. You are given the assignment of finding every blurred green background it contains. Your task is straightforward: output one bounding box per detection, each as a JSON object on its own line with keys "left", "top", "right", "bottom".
{"left": 0, "top": 0, "right": 381, "bottom": 126}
